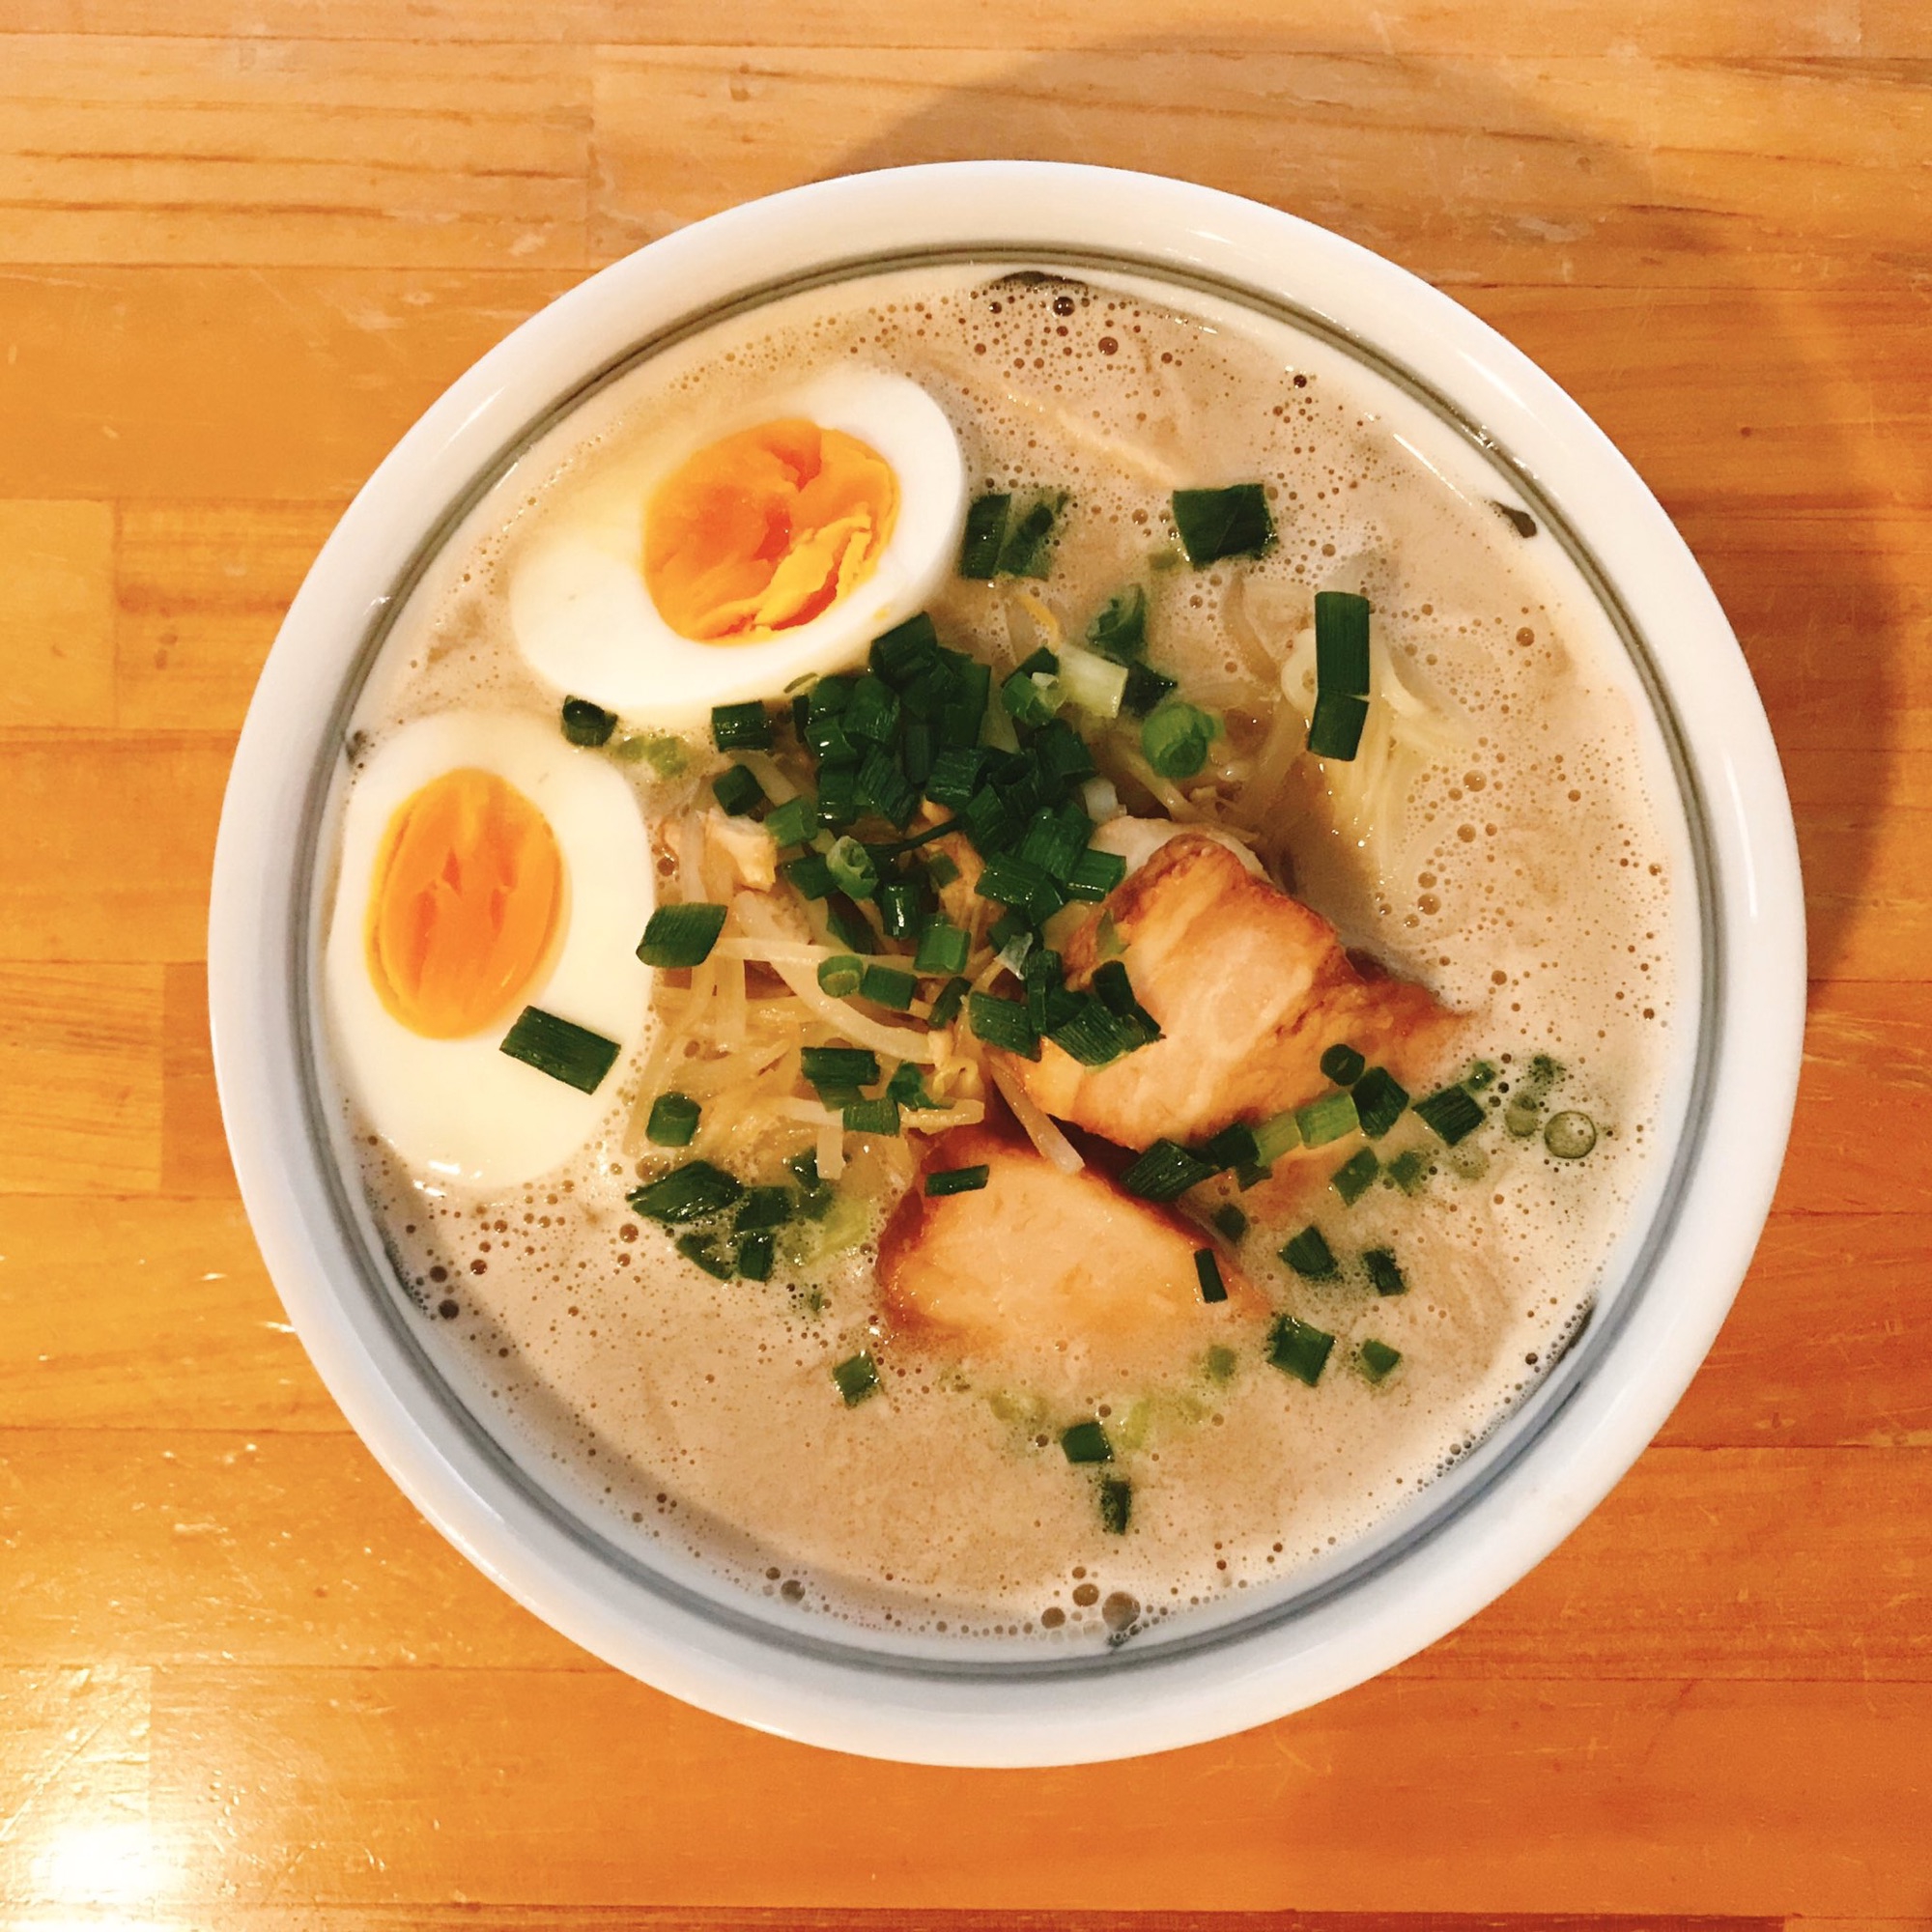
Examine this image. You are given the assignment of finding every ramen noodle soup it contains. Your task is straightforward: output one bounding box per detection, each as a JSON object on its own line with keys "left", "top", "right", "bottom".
{"left": 318, "top": 265, "right": 1686, "bottom": 1646}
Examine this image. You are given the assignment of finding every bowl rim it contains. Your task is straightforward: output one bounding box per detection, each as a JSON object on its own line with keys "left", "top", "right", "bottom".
{"left": 208, "top": 159, "right": 1804, "bottom": 1767}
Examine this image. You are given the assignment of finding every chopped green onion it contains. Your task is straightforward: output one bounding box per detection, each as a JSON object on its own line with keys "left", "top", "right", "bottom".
{"left": 924, "top": 851, "right": 960, "bottom": 891}
{"left": 675, "top": 1232, "right": 734, "bottom": 1280}
{"left": 878, "top": 880, "right": 922, "bottom": 941}
{"left": 1544, "top": 1110, "right": 1599, "bottom": 1159}
{"left": 1030, "top": 718, "right": 1096, "bottom": 784}
{"left": 560, "top": 696, "right": 616, "bottom": 747}
{"left": 842, "top": 1094, "right": 901, "bottom": 1136}
{"left": 1307, "top": 690, "right": 1369, "bottom": 761}
{"left": 815, "top": 953, "right": 864, "bottom": 999}
{"left": 629, "top": 1160, "right": 744, "bottom": 1224}
{"left": 832, "top": 1351, "right": 880, "bottom": 1406}
{"left": 808, "top": 673, "right": 855, "bottom": 717}
{"left": 1001, "top": 664, "right": 1063, "bottom": 729}
{"left": 781, "top": 852, "right": 834, "bottom": 899}
{"left": 1047, "top": 996, "right": 1148, "bottom": 1067}
{"left": 826, "top": 836, "right": 878, "bottom": 900}
{"left": 612, "top": 732, "right": 688, "bottom": 776}
{"left": 1212, "top": 1204, "right": 1248, "bottom": 1242}
{"left": 1279, "top": 1225, "right": 1338, "bottom": 1279}
{"left": 997, "top": 494, "right": 1064, "bottom": 578}
{"left": 637, "top": 901, "right": 726, "bottom": 969}
{"left": 860, "top": 963, "right": 917, "bottom": 1011}
{"left": 1359, "top": 1338, "right": 1403, "bottom": 1384}
{"left": 1363, "top": 1247, "right": 1407, "bottom": 1296}
{"left": 1098, "top": 1475, "right": 1132, "bottom": 1536}
{"left": 926, "top": 1163, "right": 990, "bottom": 1197}
{"left": 1194, "top": 1248, "right": 1228, "bottom": 1305}
{"left": 1266, "top": 1313, "right": 1335, "bottom": 1386}
{"left": 1121, "top": 661, "right": 1177, "bottom": 719}
{"left": 1120, "top": 1138, "right": 1218, "bottom": 1203}
{"left": 1018, "top": 803, "right": 1093, "bottom": 883}
{"left": 1194, "top": 1122, "right": 1259, "bottom": 1172}
{"left": 1141, "top": 700, "right": 1217, "bottom": 781}
{"left": 1350, "top": 1065, "right": 1409, "bottom": 1140}
{"left": 814, "top": 762, "right": 859, "bottom": 826}
{"left": 800, "top": 1045, "right": 880, "bottom": 1091}
{"left": 1331, "top": 1147, "right": 1379, "bottom": 1206}
{"left": 868, "top": 611, "right": 940, "bottom": 685}
{"left": 763, "top": 796, "right": 813, "bottom": 848}
{"left": 1295, "top": 1089, "right": 1359, "bottom": 1148}
{"left": 976, "top": 852, "right": 1064, "bottom": 924}
{"left": 1314, "top": 591, "right": 1372, "bottom": 697}
{"left": 958, "top": 494, "right": 1009, "bottom": 579}
{"left": 1320, "top": 1042, "right": 1367, "bottom": 1086}
{"left": 497, "top": 1007, "right": 619, "bottom": 1094}
{"left": 1384, "top": 1150, "right": 1431, "bottom": 1195}
{"left": 914, "top": 916, "right": 969, "bottom": 976}
{"left": 1416, "top": 1084, "right": 1486, "bottom": 1146}
{"left": 1058, "top": 642, "right": 1129, "bottom": 719}
{"left": 711, "top": 762, "right": 763, "bottom": 818}
{"left": 1172, "top": 484, "right": 1275, "bottom": 565}
{"left": 855, "top": 744, "right": 919, "bottom": 828}
{"left": 1087, "top": 583, "right": 1148, "bottom": 662}
{"left": 1023, "top": 947, "right": 1067, "bottom": 1031}
{"left": 734, "top": 1230, "right": 776, "bottom": 1283}
{"left": 784, "top": 1148, "right": 820, "bottom": 1187}
{"left": 1234, "top": 1160, "right": 1272, "bottom": 1191}
{"left": 886, "top": 1061, "right": 940, "bottom": 1111}
{"left": 926, "top": 976, "right": 969, "bottom": 1029}
{"left": 967, "top": 989, "right": 1039, "bottom": 1060}
{"left": 824, "top": 895, "right": 877, "bottom": 955}
{"left": 735, "top": 1185, "right": 793, "bottom": 1231}
{"left": 1465, "top": 1059, "right": 1498, "bottom": 1092}
{"left": 1089, "top": 958, "right": 1161, "bottom": 1041}
{"left": 843, "top": 673, "right": 900, "bottom": 745}
{"left": 645, "top": 1092, "right": 700, "bottom": 1147}
{"left": 1065, "top": 845, "right": 1128, "bottom": 902}
{"left": 710, "top": 701, "right": 772, "bottom": 751}
{"left": 804, "top": 711, "right": 857, "bottom": 767}
{"left": 1252, "top": 1109, "right": 1302, "bottom": 1165}
{"left": 1060, "top": 1419, "right": 1112, "bottom": 1464}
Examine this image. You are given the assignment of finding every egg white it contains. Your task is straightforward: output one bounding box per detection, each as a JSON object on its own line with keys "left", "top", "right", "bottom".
{"left": 505, "top": 369, "right": 967, "bottom": 725}
{"left": 322, "top": 710, "right": 654, "bottom": 1190}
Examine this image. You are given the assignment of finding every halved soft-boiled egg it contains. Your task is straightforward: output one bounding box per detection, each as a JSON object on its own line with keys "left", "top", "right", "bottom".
{"left": 506, "top": 369, "right": 966, "bottom": 725}
{"left": 323, "top": 710, "right": 654, "bottom": 1189}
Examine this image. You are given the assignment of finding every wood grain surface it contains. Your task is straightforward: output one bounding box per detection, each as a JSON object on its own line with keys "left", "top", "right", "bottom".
{"left": 2, "top": 0, "right": 1928, "bottom": 1923}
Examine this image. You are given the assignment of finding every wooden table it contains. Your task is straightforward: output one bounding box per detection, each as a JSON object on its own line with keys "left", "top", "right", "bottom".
{"left": 3, "top": 1, "right": 1928, "bottom": 1922}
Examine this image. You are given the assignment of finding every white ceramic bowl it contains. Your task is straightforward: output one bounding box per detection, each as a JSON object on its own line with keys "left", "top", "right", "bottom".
{"left": 209, "top": 161, "right": 1804, "bottom": 1768}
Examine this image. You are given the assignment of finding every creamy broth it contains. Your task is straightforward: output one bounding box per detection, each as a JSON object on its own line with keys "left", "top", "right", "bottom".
{"left": 321, "top": 263, "right": 1687, "bottom": 1646}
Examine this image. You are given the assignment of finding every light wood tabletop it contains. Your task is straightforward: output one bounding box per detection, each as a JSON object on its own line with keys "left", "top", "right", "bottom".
{"left": 2, "top": 0, "right": 1928, "bottom": 1923}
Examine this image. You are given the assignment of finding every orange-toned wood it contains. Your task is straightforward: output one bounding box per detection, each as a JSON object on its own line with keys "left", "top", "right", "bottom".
{"left": 1, "top": 1, "right": 1927, "bottom": 1921}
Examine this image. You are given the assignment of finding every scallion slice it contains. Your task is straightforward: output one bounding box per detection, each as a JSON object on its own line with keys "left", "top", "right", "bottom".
{"left": 1363, "top": 1247, "right": 1407, "bottom": 1296}
{"left": 886, "top": 1061, "right": 940, "bottom": 1111}
{"left": 711, "top": 762, "right": 763, "bottom": 818}
{"left": 1314, "top": 591, "right": 1372, "bottom": 697}
{"left": 967, "top": 990, "right": 1039, "bottom": 1060}
{"left": 1087, "top": 583, "right": 1148, "bottom": 662}
{"left": 843, "top": 672, "right": 900, "bottom": 745}
{"left": 869, "top": 612, "right": 940, "bottom": 685}
{"left": 1384, "top": 1150, "right": 1431, "bottom": 1195}
{"left": 826, "top": 836, "right": 878, "bottom": 901}
{"left": 1212, "top": 1204, "right": 1248, "bottom": 1242}
{"left": 1415, "top": 1084, "right": 1486, "bottom": 1146}
{"left": 1120, "top": 1138, "right": 1217, "bottom": 1203}
{"left": 1141, "top": 700, "right": 1217, "bottom": 781}
{"left": 781, "top": 852, "right": 835, "bottom": 900}
{"left": 1307, "top": 690, "right": 1369, "bottom": 761}
{"left": 1047, "top": 996, "right": 1146, "bottom": 1068}
{"left": 1065, "top": 845, "right": 1128, "bottom": 902}
{"left": 1279, "top": 1225, "right": 1338, "bottom": 1280}
{"left": 860, "top": 963, "right": 917, "bottom": 1011}
{"left": 1194, "top": 1248, "right": 1229, "bottom": 1305}
{"left": 958, "top": 494, "right": 1009, "bottom": 580}
{"left": 1098, "top": 1475, "right": 1132, "bottom": 1535}
{"left": 855, "top": 743, "right": 919, "bottom": 828}
{"left": 675, "top": 1232, "right": 734, "bottom": 1280}
{"left": 815, "top": 953, "right": 864, "bottom": 999}
{"left": 926, "top": 976, "right": 969, "bottom": 1029}
{"left": 805, "top": 712, "right": 857, "bottom": 767}
{"left": 1018, "top": 803, "right": 1093, "bottom": 884}
{"left": 1058, "top": 642, "right": 1129, "bottom": 719}
{"left": 734, "top": 1229, "right": 776, "bottom": 1283}
{"left": 925, "top": 1163, "right": 990, "bottom": 1197}
{"left": 637, "top": 901, "right": 726, "bottom": 969}
{"left": 1350, "top": 1065, "right": 1409, "bottom": 1140}
{"left": 1001, "top": 664, "right": 1063, "bottom": 730}
{"left": 1266, "top": 1313, "right": 1336, "bottom": 1387}
{"left": 645, "top": 1091, "right": 700, "bottom": 1147}
{"left": 1172, "top": 484, "right": 1275, "bottom": 564}
{"left": 925, "top": 745, "right": 987, "bottom": 808}
{"left": 735, "top": 1185, "right": 793, "bottom": 1232}
{"left": 842, "top": 1094, "right": 902, "bottom": 1136}
{"left": 1122, "top": 661, "right": 1177, "bottom": 718}
{"left": 1330, "top": 1147, "right": 1379, "bottom": 1206}
{"left": 1295, "top": 1089, "right": 1359, "bottom": 1148}
{"left": 628, "top": 1160, "right": 744, "bottom": 1224}
{"left": 497, "top": 1007, "right": 620, "bottom": 1094}
{"left": 1060, "top": 1419, "right": 1113, "bottom": 1465}
{"left": 763, "top": 796, "right": 814, "bottom": 848}
{"left": 1320, "top": 1042, "right": 1367, "bottom": 1086}
{"left": 560, "top": 696, "right": 617, "bottom": 747}
{"left": 710, "top": 700, "right": 772, "bottom": 751}
{"left": 1089, "top": 958, "right": 1160, "bottom": 1041}
{"left": 832, "top": 1351, "right": 881, "bottom": 1406}
{"left": 1252, "top": 1108, "right": 1302, "bottom": 1165}
{"left": 924, "top": 851, "right": 960, "bottom": 891}
{"left": 878, "top": 880, "right": 922, "bottom": 942}
{"left": 1359, "top": 1338, "right": 1403, "bottom": 1384}
{"left": 800, "top": 1045, "right": 880, "bottom": 1092}
{"left": 1194, "top": 1121, "right": 1259, "bottom": 1173}
{"left": 976, "top": 852, "right": 1064, "bottom": 924}
{"left": 914, "top": 916, "right": 969, "bottom": 976}
{"left": 997, "top": 494, "right": 1064, "bottom": 578}
{"left": 814, "top": 762, "right": 859, "bottom": 826}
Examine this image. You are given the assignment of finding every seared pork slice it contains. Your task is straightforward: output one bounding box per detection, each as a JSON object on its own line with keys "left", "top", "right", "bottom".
{"left": 877, "top": 1122, "right": 1257, "bottom": 1368}
{"left": 1000, "top": 833, "right": 1457, "bottom": 1148}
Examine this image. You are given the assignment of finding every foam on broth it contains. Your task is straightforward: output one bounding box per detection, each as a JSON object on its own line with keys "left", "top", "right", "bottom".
{"left": 323, "top": 263, "right": 1689, "bottom": 1648}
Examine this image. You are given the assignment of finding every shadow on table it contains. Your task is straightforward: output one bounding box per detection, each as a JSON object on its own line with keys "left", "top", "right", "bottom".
{"left": 819, "top": 42, "right": 1900, "bottom": 988}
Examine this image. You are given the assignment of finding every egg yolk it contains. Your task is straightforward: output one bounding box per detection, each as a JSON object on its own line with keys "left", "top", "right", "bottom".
{"left": 642, "top": 417, "right": 898, "bottom": 642}
{"left": 364, "top": 768, "right": 563, "bottom": 1039}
